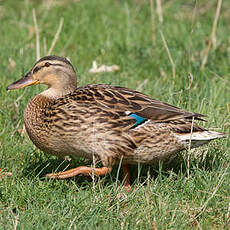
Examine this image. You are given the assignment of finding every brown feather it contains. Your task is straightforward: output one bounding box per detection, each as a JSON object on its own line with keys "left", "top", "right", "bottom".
{"left": 63, "top": 84, "right": 205, "bottom": 133}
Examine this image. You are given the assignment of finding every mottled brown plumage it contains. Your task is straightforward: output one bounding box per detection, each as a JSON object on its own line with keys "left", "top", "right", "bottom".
{"left": 7, "top": 55, "right": 225, "bottom": 190}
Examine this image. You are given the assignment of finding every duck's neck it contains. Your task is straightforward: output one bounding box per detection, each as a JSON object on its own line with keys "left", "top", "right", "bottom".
{"left": 40, "top": 86, "right": 76, "bottom": 99}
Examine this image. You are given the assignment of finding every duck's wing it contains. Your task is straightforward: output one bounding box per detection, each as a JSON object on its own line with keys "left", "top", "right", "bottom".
{"left": 89, "top": 84, "right": 204, "bottom": 122}
{"left": 63, "top": 84, "right": 206, "bottom": 133}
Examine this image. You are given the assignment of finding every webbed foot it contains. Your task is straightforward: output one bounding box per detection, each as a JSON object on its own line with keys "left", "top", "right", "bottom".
{"left": 46, "top": 166, "right": 112, "bottom": 179}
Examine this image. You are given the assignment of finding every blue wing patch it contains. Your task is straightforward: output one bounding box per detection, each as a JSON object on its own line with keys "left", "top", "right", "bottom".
{"left": 127, "top": 112, "right": 148, "bottom": 129}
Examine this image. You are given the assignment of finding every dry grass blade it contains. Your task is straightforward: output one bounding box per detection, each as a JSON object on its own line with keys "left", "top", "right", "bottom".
{"left": 185, "top": 73, "right": 194, "bottom": 90}
{"left": 156, "top": 0, "right": 163, "bottom": 23}
{"left": 68, "top": 215, "right": 78, "bottom": 230}
{"left": 13, "top": 215, "right": 19, "bottom": 230}
{"left": 32, "top": 8, "right": 40, "bottom": 61}
{"left": 160, "top": 30, "right": 176, "bottom": 79}
{"left": 136, "top": 79, "right": 148, "bottom": 92}
{"left": 47, "top": 18, "right": 64, "bottom": 55}
{"left": 149, "top": 0, "right": 155, "bottom": 46}
{"left": 227, "top": 201, "right": 230, "bottom": 220}
{"left": 201, "top": 0, "right": 222, "bottom": 70}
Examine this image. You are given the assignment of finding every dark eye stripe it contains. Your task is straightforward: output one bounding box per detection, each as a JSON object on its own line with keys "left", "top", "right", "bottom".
{"left": 33, "top": 66, "right": 42, "bottom": 73}
{"left": 32, "top": 63, "right": 64, "bottom": 74}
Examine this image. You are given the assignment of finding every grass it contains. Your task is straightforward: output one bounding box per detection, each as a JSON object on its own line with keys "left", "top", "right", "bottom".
{"left": 0, "top": 0, "right": 229, "bottom": 229}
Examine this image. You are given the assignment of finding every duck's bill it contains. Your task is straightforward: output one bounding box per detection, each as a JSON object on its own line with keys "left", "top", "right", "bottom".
{"left": 6, "top": 72, "right": 39, "bottom": 90}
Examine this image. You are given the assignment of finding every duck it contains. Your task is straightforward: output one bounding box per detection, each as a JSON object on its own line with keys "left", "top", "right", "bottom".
{"left": 7, "top": 55, "right": 225, "bottom": 190}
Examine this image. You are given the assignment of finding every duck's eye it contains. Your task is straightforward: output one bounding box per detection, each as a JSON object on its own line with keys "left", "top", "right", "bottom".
{"left": 45, "top": 62, "right": 50, "bottom": 67}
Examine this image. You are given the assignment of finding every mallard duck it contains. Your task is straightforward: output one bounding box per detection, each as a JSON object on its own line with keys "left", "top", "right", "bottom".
{"left": 7, "top": 55, "right": 225, "bottom": 190}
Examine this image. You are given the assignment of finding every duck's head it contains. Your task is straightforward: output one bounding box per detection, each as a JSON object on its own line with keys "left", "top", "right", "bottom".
{"left": 7, "top": 55, "right": 77, "bottom": 97}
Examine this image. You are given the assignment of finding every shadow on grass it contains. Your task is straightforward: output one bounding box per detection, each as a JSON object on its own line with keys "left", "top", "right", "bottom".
{"left": 21, "top": 146, "right": 224, "bottom": 188}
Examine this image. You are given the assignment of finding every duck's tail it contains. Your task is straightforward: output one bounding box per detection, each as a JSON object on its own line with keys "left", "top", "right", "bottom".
{"left": 175, "top": 131, "right": 226, "bottom": 148}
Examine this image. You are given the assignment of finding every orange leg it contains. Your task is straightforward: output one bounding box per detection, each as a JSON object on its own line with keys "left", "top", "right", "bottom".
{"left": 46, "top": 166, "right": 112, "bottom": 179}
{"left": 122, "top": 164, "right": 132, "bottom": 192}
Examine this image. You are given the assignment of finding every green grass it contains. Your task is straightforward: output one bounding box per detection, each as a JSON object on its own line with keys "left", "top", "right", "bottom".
{"left": 0, "top": 0, "right": 229, "bottom": 229}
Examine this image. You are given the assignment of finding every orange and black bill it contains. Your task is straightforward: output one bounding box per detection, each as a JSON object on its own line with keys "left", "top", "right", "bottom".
{"left": 6, "top": 72, "right": 39, "bottom": 91}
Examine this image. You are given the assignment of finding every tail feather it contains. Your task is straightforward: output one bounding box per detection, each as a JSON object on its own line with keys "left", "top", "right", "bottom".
{"left": 175, "top": 131, "right": 226, "bottom": 148}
